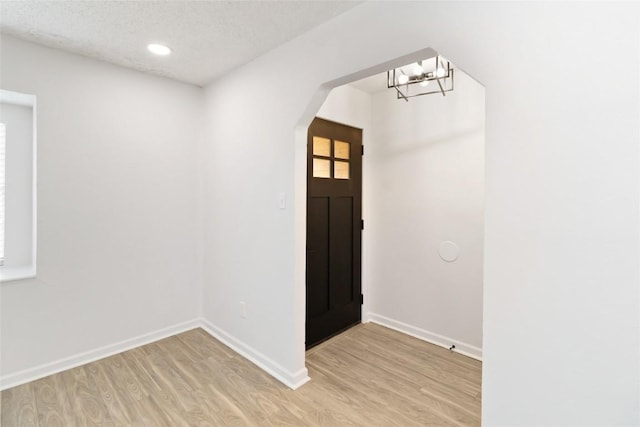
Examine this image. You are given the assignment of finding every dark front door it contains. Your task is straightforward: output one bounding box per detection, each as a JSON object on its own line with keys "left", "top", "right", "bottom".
{"left": 306, "top": 117, "right": 362, "bottom": 348}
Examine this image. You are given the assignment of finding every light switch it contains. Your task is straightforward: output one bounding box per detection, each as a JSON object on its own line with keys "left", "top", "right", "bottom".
{"left": 278, "top": 192, "right": 286, "bottom": 210}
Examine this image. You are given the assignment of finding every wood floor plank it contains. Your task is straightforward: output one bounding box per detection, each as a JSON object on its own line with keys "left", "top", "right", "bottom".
{"left": 308, "top": 349, "right": 462, "bottom": 426}
{"left": 1, "top": 382, "right": 39, "bottom": 427}
{"left": 32, "top": 374, "right": 74, "bottom": 427}
{"left": 359, "top": 324, "right": 482, "bottom": 381}
{"left": 298, "top": 365, "right": 419, "bottom": 426}
{"left": 84, "top": 359, "right": 135, "bottom": 426}
{"left": 361, "top": 324, "right": 482, "bottom": 372}
{"left": 311, "top": 345, "right": 480, "bottom": 425}
{"left": 121, "top": 348, "right": 189, "bottom": 425}
{"left": 136, "top": 393, "right": 188, "bottom": 427}
{"left": 1, "top": 324, "right": 482, "bottom": 426}
{"left": 331, "top": 326, "right": 482, "bottom": 415}
{"left": 60, "top": 365, "right": 114, "bottom": 426}
{"left": 102, "top": 353, "right": 148, "bottom": 402}
{"left": 141, "top": 340, "right": 201, "bottom": 414}
{"left": 177, "top": 328, "right": 236, "bottom": 361}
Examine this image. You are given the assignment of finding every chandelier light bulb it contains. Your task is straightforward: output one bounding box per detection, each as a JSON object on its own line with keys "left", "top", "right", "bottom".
{"left": 398, "top": 74, "right": 409, "bottom": 85}
{"left": 420, "top": 79, "right": 430, "bottom": 87}
{"left": 436, "top": 67, "right": 446, "bottom": 78}
{"left": 411, "top": 63, "right": 423, "bottom": 76}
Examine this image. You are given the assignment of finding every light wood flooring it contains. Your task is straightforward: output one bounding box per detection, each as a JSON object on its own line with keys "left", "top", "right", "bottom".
{"left": 1, "top": 323, "right": 482, "bottom": 426}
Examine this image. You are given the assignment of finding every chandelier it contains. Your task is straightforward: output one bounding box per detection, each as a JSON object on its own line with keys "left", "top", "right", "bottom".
{"left": 387, "top": 55, "right": 454, "bottom": 101}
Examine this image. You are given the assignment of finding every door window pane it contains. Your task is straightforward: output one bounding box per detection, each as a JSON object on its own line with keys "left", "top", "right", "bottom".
{"left": 313, "top": 136, "right": 331, "bottom": 157}
{"left": 334, "top": 161, "right": 350, "bottom": 179}
{"left": 313, "top": 158, "right": 331, "bottom": 178}
{"left": 334, "top": 140, "right": 350, "bottom": 159}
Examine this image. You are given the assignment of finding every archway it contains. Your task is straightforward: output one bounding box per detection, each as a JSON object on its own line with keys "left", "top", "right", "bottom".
{"left": 293, "top": 47, "right": 485, "bottom": 379}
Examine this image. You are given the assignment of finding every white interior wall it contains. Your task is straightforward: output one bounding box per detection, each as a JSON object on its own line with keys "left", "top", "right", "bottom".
{"left": 202, "top": 2, "right": 640, "bottom": 425}
{"left": 0, "top": 36, "right": 203, "bottom": 387}
{"left": 367, "top": 70, "right": 485, "bottom": 357}
{"left": 201, "top": 67, "right": 309, "bottom": 386}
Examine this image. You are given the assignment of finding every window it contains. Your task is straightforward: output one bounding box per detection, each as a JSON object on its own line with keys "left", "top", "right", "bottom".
{"left": 0, "top": 89, "right": 37, "bottom": 282}
{"left": 311, "top": 136, "right": 351, "bottom": 180}
{"left": 0, "top": 123, "right": 5, "bottom": 266}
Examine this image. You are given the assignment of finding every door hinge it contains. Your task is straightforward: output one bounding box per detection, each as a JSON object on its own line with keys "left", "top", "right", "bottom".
{"left": 361, "top": 219, "right": 364, "bottom": 230}
{"left": 360, "top": 294, "right": 364, "bottom": 305}
{"left": 361, "top": 145, "right": 364, "bottom": 156}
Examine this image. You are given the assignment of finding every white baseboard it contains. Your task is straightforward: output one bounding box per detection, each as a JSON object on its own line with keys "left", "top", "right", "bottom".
{"left": 198, "top": 317, "right": 310, "bottom": 390}
{"left": 0, "top": 318, "right": 201, "bottom": 391}
{"left": 0, "top": 316, "right": 310, "bottom": 392}
{"left": 0, "top": 313, "right": 476, "bottom": 392}
{"left": 367, "top": 313, "right": 482, "bottom": 361}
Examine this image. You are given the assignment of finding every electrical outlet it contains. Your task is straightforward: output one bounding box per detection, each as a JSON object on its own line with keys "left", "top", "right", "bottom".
{"left": 240, "top": 301, "right": 247, "bottom": 318}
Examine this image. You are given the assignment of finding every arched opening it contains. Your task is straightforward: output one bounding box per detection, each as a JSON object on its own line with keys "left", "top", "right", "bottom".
{"left": 294, "top": 49, "right": 485, "bottom": 420}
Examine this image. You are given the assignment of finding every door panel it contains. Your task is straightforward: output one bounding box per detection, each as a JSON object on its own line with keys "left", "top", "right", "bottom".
{"left": 307, "top": 197, "right": 330, "bottom": 318}
{"left": 330, "top": 197, "right": 353, "bottom": 307}
{"left": 306, "top": 117, "right": 362, "bottom": 348}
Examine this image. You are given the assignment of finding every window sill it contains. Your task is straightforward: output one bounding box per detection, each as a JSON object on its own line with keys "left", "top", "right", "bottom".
{"left": 0, "top": 265, "right": 36, "bottom": 283}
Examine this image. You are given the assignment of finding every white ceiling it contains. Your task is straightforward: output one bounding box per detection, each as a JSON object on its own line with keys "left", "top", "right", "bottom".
{"left": 0, "top": 1, "right": 360, "bottom": 87}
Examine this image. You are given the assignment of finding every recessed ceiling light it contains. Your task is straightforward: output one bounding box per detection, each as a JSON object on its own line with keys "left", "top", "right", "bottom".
{"left": 147, "top": 43, "right": 171, "bottom": 56}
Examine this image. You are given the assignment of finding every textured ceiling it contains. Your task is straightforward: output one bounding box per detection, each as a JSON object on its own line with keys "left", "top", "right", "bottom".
{"left": 0, "top": 1, "right": 360, "bottom": 87}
